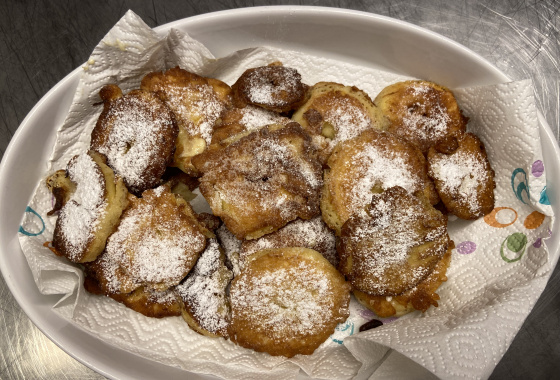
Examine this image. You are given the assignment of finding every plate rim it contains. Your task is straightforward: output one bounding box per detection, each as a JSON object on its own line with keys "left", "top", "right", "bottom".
{"left": 1, "top": 5, "right": 558, "bottom": 380}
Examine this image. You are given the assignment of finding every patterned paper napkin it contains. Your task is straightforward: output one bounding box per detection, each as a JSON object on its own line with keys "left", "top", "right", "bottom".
{"left": 18, "top": 11, "right": 555, "bottom": 380}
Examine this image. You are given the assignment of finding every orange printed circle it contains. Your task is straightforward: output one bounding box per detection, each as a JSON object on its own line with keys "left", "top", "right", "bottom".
{"left": 484, "top": 207, "right": 518, "bottom": 228}
{"left": 524, "top": 211, "right": 546, "bottom": 229}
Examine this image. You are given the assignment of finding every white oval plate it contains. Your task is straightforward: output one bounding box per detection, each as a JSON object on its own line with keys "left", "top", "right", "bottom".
{"left": 1, "top": 6, "right": 558, "bottom": 380}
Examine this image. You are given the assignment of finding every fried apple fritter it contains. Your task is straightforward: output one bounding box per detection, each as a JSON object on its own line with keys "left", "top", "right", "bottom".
{"left": 427, "top": 133, "right": 495, "bottom": 219}
{"left": 211, "top": 105, "right": 292, "bottom": 149}
{"left": 51, "top": 151, "right": 129, "bottom": 263}
{"left": 83, "top": 270, "right": 182, "bottom": 318}
{"left": 321, "top": 128, "right": 438, "bottom": 235}
{"left": 228, "top": 247, "right": 350, "bottom": 357}
{"left": 292, "top": 82, "right": 382, "bottom": 163}
{"left": 86, "top": 186, "right": 211, "bottom": 295}
{"left": 176, "top": 239, "right": 233, "bottom": 338}
{"left": 374, "top": 80, "right": 468, "bottom": 154}
{"left": 231, "top": 63, "right": 309, "bottom": 113}
{"left": 239, "top": 217, "right": 337, "bottom": 269}
{"left": 141, "top": 67, "right": 232, "bottom": 176}
{"left": 353, "top": 243, "right": 453, "bottom": 317}
{"left": 91, "top": 85, "right": 179, "bottom": 194}
{"left": 338, "top": 186, "right": 450, "bottom": 296}
{"left": 192, "top": 123, "right": 323, "bottom": 240}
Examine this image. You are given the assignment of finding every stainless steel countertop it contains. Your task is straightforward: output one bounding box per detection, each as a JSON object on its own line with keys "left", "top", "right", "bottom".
{"left": 1, "top": 1, "right": 559, "bottom": 379}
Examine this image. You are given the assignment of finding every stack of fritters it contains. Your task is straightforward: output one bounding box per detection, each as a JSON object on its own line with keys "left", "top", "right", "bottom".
{"left": 45, "top": 62, "right": 496, "bottom": 357}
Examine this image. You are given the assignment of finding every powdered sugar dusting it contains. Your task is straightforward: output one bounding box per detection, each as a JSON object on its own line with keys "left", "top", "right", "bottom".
{"left": 399, "top": 83, "right": 452, "bottom": 149}
{"left": 430, "top": 150, "right": 489, "bottom": 214}
{"left": 247, "top": 67, "right": 301, "bottom": 107}
{"left": 245, "top": 137, "right": 321, "bottom": 190}
{"left": 239, "top": 105, "right": 289, "bottom": 131}
{"left": 207, "top": 127, "right": 322, "bottom": 222}
{"left": 402, "top": 103, "right": 450, "bottom": 142}
{"left": 216, "top": 225, "right": 242, "bottom": 277}
{"left": 354, "top": 204, "right": 422, "bottom": 282}
{"left": 176, "top": 239, "right": 233, "bottom": 335}
{"left": 231, "top": 260, "right": 333, "bottom": 336}
{"left": 349, "top": 145, "right": 419, "bottom": 213}
{"left": 164, "top": 84, "right": 225, "bottom": 144}
{"left": 146, "top": 288, "right": 178, "bottom": 305}
{"left": 324, "top": 97, "right": 373, "bottom": 148}
{"left": 96, "top": 244, "right": 140, "bottom": 294}
{"left": 346, "top": 191, "right": 447, "bottom": 294}
{"left": 240, "top": 217, "right": 337, "bottom": 267}
{"left": 96, "top": 94, "right": 174, "bottom": 191}
{"left": 123, "top": 228, "right": 195, "bottom": 286}
{"left": 102, "top": 187, "right": 206, "bottom": 291}
{"left": 58, "top": 153, "right": 107, "bottom": 261}
{"left": 410, "top": 83, "right": 432, "bottom": 97}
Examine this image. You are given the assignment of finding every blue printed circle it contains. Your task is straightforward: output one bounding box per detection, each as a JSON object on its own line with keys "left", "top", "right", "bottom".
{"left": 511, "top": 168, "right": 530, "bottom": 204}
{"left": 19, "top": 206, "right": 45, "bottom": 236}
{"left": 330, "top": 320, "right": 355, "bottom": 344}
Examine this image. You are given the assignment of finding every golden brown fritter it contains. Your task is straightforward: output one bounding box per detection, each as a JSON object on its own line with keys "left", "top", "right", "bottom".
{"left": 91, "top": 85, "right": 179, "bottom": 194}
{"left": 51, "top": 151, "right": 129, "bottom": 263}
{"left": 375, "top": 80, "right": 468, "bottom": 154}
{"left": 141, "top": 67, "right": 232, "bottom": 176}
{"left": 228, "top": 247, "right": 350, "bottom": 357}
{"left": 231, "top": 63, "right": 309, "bottom": 113}
{"left": 427, "top": 133, "right": 495, "bottom": 220}
{"left": 292, "top": 82, "right": 382, "bottom": 163}
{"left": 239, "top": 217, "right": 338, "bottom": 269}
{"left": 338, "top": 186, "right": 450, "bottom": 296}
{"left": 211, "top": 105, "right": 292, "bottom": 149}
{"left": 353, "top": 243, "right": 453, "bottom": 317}
{"left": 83, "top": 270, "right": 182, "bottom": 318}
{"left": 192, "top": 123, "right": 323, "bottom": 240}
{"left": 86, "top": 186, "right": 212, "bottom": 295}
{"left": 321, "top": 128, "right": 438, "bottom": 235}
{"left": 176, "top": 239, "right": 233, "bottom": 338}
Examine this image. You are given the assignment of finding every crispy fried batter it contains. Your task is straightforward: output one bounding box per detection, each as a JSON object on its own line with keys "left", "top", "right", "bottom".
{"left": 211, "top": 105, "right": 292, "bottom": 149}
{"left": 141, "top": 67, "right": 232, "bottom": 176}
{"left": 51, "top": 151, "right": 129, "bottom": 263}
{"left": 338, "top": 186, "right": 450, "bottom": 296}
{"left": 192, "top": 123, "right": 323, "bottom": 240}
{"left": 321, "top": 128, "right": 438, "bottom": 235}
{"left": 215, "top": 224, "right": 243, "bottom": 278}
{"left": 91, "top": 85, "right": 179, "bottom": 194}
{"left": 45, "top": 169, "right": 76, "bottom": 215}
{"left": 427, "top": 133, "right": 495, "bottom": 219}
{"left": 239, "top": 217, "right": 338, "bottom": 268}
{"left": 292, "top": 82, "right": 382, "bottom": 162}
{"left": 231, "top": 64, "right": 309, "bottom": 113}
{"left": 86, "top": 186, "right": 211, "bottom": 295}
{"left": 83, "top": 270, "right": 182, "bottom": 318}
{"left": 176, "top": 239, "right": 233, "bottom": 338}
{"left": 354, "top": 243, "right": 453, "bottom": 317}
{"left": 375, "top": 80, "right": 468, "bottom": 154}
{"left": 228, "top": 247, "right": 350, "bottom": 357}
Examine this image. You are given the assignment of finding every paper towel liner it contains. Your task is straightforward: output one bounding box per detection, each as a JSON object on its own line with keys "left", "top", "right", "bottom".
{"left": 17, "top": 10, "right": 556, "bottom": 380}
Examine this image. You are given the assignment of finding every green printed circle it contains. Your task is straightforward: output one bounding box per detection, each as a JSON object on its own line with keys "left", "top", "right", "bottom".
{"left": 500, "top": 233, "right": 527, "bottom": 263}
